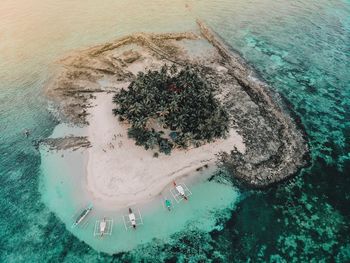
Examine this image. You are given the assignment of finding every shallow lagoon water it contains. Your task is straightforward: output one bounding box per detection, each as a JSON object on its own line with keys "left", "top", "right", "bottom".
{"left": 1, "top": 0, "right": 350, "bottom": 261}
{"left": 39, "top": 124, "right": 240, "bottom": 254}
{"left": 40, "top": 144, "right": 240, "bottom": 254}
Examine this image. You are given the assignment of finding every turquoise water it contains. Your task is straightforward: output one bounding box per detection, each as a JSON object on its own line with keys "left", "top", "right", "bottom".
{"left": 1, "top": 0, "right": 349, "bottom": 261}
{"left": 39, "top": 132, "right": 240, "bottom": 254}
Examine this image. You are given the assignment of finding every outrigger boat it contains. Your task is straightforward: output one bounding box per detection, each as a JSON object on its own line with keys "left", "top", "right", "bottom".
{"left": 72, "top": 203, "right": 93, "bottom": 228}
{"left": 122, "top": 208, "right": 143, "bottom": 230}
{"left": 128, "top": 208, "right": 137, "bottom": 228}
{"left": 165, "top": 199, "right": 172, "bottom": 211}
{"left": 173, "top": 181, "right": 187, "bottom": 200}
{"left": 170, "top": 181, "right": 192, "bottom": 203}
{"left": 93, "top": 217, "right": 113, "bottom": 237}
{"left": 99, "top": 218, "right": 107, "bottom": 237}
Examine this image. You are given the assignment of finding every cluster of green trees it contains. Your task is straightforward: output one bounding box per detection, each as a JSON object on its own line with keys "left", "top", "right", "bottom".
{"left": 113, "top": 64, "right": 229, "bottom": 155}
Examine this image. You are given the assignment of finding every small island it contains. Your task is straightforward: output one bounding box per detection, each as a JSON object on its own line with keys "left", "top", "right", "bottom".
{"left": 44, "top": 20, "right": 309, "bottom": 207}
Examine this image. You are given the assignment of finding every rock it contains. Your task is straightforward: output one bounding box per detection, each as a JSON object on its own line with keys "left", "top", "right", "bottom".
{"left": 121, "top": 50, "right": 141, "bottom": 63}
{"left": 41, "top": 136, "right": 91, "bottom": 151}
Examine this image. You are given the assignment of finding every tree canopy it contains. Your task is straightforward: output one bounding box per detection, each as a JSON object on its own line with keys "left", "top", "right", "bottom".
{"left": 113, "top": 64, "right": 229, "bottom": 155}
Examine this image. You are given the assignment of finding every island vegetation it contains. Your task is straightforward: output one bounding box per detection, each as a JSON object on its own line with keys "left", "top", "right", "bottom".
{"left": 112, "top": 65, "right": 229, "bottom": 154}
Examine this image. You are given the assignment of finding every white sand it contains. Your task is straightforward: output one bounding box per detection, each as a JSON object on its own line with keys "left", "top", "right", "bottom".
{"left": 86, "top": 92, "right": 245, "bottom": 208}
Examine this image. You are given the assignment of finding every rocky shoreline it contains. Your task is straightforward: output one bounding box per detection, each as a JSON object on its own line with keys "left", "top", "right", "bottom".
{"left": 45, "top": 21, "right": 309, "bottom": 188}
{"left": 196, "top": 21, "right": 310, "bottom": 187}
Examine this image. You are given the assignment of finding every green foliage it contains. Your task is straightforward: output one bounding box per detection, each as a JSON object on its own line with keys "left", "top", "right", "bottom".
{"left": 113, "top": 64, "right": 229, "bottom": 154}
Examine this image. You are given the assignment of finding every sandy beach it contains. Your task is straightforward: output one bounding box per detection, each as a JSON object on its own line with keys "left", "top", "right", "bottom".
{"left": 86, "top": 92, "right": 245, "bottom": 208}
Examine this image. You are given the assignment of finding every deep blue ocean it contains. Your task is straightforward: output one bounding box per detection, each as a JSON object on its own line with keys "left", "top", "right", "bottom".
{"left": 0, "top": 0, "right": 349, "bottom": 262}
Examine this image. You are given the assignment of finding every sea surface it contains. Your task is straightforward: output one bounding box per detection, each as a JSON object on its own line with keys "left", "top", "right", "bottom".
{"left": 0, "top": 0, "right": 349, "bottom": 262}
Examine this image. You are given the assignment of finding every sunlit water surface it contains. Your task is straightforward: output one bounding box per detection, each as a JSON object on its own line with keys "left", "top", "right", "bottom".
{"left": 0, "top": 0, "right": 349, "bottom": 261}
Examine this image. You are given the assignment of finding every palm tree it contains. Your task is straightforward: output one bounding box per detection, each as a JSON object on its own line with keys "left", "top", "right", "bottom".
{"left": 112, "top": 64, "right": 229, "bottom": 154}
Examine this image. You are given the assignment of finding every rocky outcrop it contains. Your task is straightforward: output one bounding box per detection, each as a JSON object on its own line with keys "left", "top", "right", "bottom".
{"left": 197, "top": 20, "right": 309, "bottom": 187}
{"left": 41, "top": 136, "right": 91, "bottom": 151}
